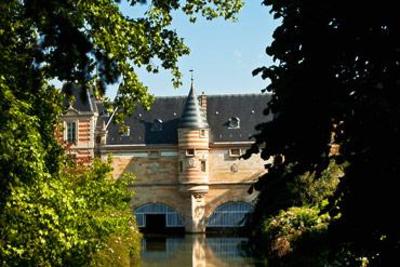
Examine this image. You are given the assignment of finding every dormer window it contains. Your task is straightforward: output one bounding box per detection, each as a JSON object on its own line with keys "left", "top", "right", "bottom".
{"left": 151, "top": 119, "right": 163, "bottom": 132}
{"left": 66, "top": 121, "right": 77, "bottom": 143}
{"left": 228, "top": 117, "right": 240, "bottom": 129}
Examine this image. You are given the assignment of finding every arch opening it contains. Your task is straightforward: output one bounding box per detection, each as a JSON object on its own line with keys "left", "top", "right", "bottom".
{"left": 207, "top": 201, "right": 253, "bottom": 228}
{"left": 135, "top": 203, "right": 184, "bottom": 232}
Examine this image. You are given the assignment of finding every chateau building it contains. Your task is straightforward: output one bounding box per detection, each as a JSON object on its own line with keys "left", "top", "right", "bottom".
{"left": 61, "top": 82, "right": 272, "bottom": 233}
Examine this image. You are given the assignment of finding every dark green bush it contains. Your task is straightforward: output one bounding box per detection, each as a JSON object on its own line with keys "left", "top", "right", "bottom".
{"left": 263, "top": 206, "right": 330, "bottom": 258}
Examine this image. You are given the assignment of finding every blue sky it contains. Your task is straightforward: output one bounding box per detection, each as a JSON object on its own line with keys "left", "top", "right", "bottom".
{"left": 107, "top": 1, "right": 280, "bottom": 98}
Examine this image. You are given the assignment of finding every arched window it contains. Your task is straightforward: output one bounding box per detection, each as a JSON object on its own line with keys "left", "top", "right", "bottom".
{"left": 135, "top": 203, "right": 184, "bottom": 227}
{"left": 207, "top": 201, "right": 253, "bottom": 227}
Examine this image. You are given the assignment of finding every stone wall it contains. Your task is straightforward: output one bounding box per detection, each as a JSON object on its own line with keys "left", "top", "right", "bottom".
{"left": 208, "top": 147, "right": 268, "bottom": 184}
{"left": 106, "top": 144, "right": 268, "bottom": 231}
{"left": 107, "top": 149, "right": 179, "bottom": 181}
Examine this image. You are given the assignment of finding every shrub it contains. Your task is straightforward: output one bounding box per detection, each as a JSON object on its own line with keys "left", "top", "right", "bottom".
{"left": 90, "top": 226, "right": 141, "bottom": 267}
{"left": 0, "top": 158, "right": 141, "bottom": 266}
{"left": 288, "top": 161, "right": 346, "bottom": 206}
{"left": 263, "top": 206, "right": 330, "bottom": 258}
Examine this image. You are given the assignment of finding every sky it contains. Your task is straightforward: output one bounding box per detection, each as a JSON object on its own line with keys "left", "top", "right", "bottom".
{"left": 106, "top": 0, "right": 280, "bottom": 98}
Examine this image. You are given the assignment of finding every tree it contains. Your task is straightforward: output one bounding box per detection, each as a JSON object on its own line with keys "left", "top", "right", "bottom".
{"left": 2, "top": 0, "right": 243, "bottom": 123}
{"left": 0, "top": 0, "right": 243, "bottom": 265}
{"left": 0, "top": 157, "right": 139, "bottom": 266}
{"left": 250, "top": 0, "right": 400, "bottom": 265}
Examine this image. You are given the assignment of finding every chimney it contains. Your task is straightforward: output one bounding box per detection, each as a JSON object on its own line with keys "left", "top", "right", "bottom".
{"left": 198, "top": 91, "right": 207, "bottom": 116}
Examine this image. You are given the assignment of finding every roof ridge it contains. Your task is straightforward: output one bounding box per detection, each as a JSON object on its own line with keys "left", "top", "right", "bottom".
{"left": 154, "top": 95, "right": 187, "bottom": 99}
{"left": 154, "top": 92, "right": 269, "bottom": 98}
{"left": 207, "top": 92, "right": 271, "bottom": 96}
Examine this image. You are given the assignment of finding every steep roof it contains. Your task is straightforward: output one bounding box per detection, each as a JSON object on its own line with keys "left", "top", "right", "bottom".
{"left": 107, "top": 96, "right": 186, "bottom": 145}
{"left": 105, "top": 93, "right": 272, "bottom": 145}
{"left": 178, "top": 84, "right": 209, "bottom": 129}
{"left": 207, "top": 94, "right": 272, "bottom": 142}
{"left": 63, "top": 85, "right": 97, "bottom": 113}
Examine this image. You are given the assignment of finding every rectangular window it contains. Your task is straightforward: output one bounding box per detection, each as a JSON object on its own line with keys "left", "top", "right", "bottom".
{"left": 179, "top": 161, "right": 183, "bottom": 172}
{"left": 66, "top": 122, "right": 76, "bottom": 143}
{"left": 186, "top": 148, "right": 195, "bottom": 157}
{"left": 200, "top": 129, "right": 206, "bottom": 137}
{"left": 229, "top": 148, "right": 241, "bottom": 157}
{"left": 201, "top": 161, "right": 206, "bottom": 172}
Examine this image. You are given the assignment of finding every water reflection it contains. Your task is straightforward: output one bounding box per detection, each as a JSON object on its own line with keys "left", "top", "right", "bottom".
{"left": 141, "top": 235, "right": 264, "bottom": 267}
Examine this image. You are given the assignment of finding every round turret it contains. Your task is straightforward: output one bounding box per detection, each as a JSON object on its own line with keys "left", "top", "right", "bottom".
{"left": 178, "top": 83, "right": 209, "bottom": 194}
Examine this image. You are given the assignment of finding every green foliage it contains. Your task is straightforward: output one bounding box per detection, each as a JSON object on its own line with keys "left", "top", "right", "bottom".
{"left": 0, "top": 158, "right": 139, "bottom": 266}
{"left": 249, "top": 161, "right": 344, "bottom": 235}
{"left": 90, "top": 229, "right": 141, "bottom": 267}
{"left": 252, "top": 161, "right": 343, "bottom": 264}
{"left": 250, "top": 0, "right": 400, "bottom": 265}
{"left": 1, "top": 0, "right": 243, "bottom": 125}
{"left": 288, "top": 161, "right": 346, "bottom": 206}
{"left": 263, "top": 206, "right": 330, "bottom": 259}
{"left": 182, "top": 0, "right": 244, "bottom": 22}
{"left": 1, "top": 0, "right": 243, "bottom": 265}
{"left": 263, "top": 206, "right": 374, "bottom": 267}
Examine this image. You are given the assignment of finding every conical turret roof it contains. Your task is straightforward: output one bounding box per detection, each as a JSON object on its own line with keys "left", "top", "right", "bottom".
{"left": 179, "top": 82, "right": 209, "bottom": 129}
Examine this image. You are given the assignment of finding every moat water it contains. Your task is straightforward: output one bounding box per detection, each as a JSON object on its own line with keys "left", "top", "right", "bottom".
{"left": 140, "top": 234, "right": 266, "bottom": 267}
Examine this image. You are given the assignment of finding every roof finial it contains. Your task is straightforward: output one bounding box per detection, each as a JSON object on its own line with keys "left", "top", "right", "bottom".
{"left": 189, "top": 69, "right": 194, "bottom": 89}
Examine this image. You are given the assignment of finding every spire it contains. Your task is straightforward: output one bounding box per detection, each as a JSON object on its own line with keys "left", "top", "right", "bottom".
{"left": 179, "top": 72, "right": 209, "bottom": 129}
{"left": 190, "top": 69, "right": 194, "bottom": 90}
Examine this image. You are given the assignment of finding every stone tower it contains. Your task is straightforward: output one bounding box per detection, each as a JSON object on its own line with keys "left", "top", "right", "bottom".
{"left": 178, "top": 80, "right": 210, "bottom": 233}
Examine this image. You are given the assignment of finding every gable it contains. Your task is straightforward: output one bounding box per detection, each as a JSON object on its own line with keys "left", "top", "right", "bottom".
{"left": 64, "top": 107, "right": 80, "bottom": 117}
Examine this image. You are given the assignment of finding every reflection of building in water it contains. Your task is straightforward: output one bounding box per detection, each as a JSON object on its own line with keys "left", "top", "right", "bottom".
{"left": 192, "top": 235, "right": 206, "bottom": 267}
{"left": 61, "top": 80, "right": 272, "bottom": 232}
{"left": 141, "top": 236, "right": 256, "bottom": 267}
{"left": 141, "top": 237, "right": 185, "bottom": 261}
{"left": 205, "top": 237, "right": 254, "bottom": 266}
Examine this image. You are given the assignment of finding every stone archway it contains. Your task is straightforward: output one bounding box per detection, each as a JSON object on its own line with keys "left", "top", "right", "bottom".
{"left": 134, "top": 202, "right": 185, "bottom": 229}
{"left": 206, "top": 201, "right": 253, "bottom": 228}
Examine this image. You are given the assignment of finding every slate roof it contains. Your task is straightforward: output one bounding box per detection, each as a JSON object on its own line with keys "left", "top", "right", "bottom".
{"left": 107, "top": 96, "right": 186, "bottom": 145}
{"left": 179, "top": 84, "right": 209, "bottom": 129}
{"left": 105, "top": 93, "right": 272, "bottom": 145}
{"left": 207, "top": 94, "right": 272, "bottom": 143}
{"left": 63, "top": 85, "right": 97, "bottom": 113}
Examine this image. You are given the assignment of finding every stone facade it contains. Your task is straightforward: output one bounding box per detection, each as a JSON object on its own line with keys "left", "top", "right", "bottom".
{"left": 61, "top": 83, "right": 271, "bottom": 233}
